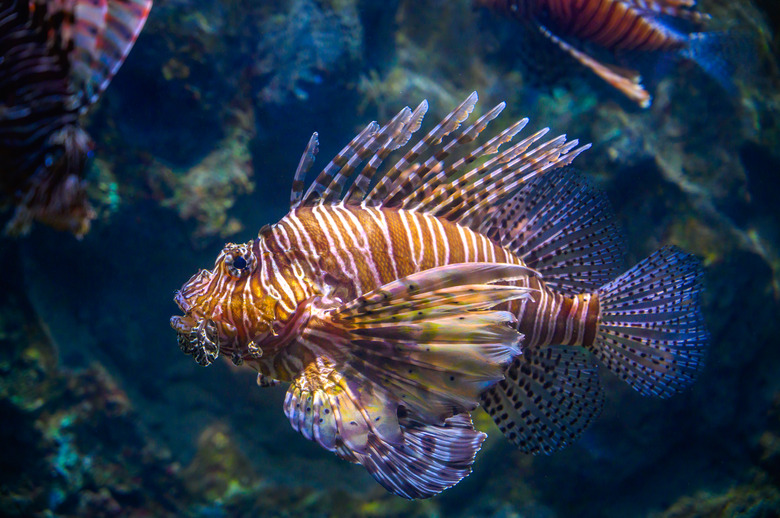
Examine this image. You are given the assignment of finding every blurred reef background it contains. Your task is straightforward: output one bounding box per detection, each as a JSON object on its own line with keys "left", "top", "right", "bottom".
{"left": 2, "top": 0, "right": 780, "bottom": 516}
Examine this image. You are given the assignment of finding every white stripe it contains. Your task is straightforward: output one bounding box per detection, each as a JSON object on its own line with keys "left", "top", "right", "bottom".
{"left": 422, "top": 214, "right": 439, "bottom": 266}
{"left": 399, "top": 210, "right": 419, "bottom": 271}
{"left": 337, "top": 205, "right": 382, "bottom": 286}
{"left": 365, "top": 207, "right": 398, "bottom": 280}
{"left": 457, "top": 224, "right": 470, "bottom": 262}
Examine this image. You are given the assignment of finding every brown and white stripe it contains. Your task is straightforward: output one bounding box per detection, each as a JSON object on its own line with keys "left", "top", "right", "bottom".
{"left": 263, "top": 205, "right": 601, "bottom": 352}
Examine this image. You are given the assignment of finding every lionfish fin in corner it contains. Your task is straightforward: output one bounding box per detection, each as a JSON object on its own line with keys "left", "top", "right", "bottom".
{"left": 47, "top": 0, "right": 153, "bottom": 109}
{"left": 303, "top": 263, "right": 534, "bottom": 423}
{"left": 481, "top": 345, "right": 604, "bottom": 454}
{"left": 592, "top": 246, "right": 709, "bottom": 398}
{"left": 480, "top": 167, "right": 627, "bottom": 295}
{"left": 284, "top": 359, "right": 485, "bottom": 499}
{"left": 536, "top": 24, "right": 652, "bottom": 108}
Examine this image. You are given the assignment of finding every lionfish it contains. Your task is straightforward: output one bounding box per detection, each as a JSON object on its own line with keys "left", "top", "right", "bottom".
{"left": 475, "top": 0, "right": 721, "bottom": 107}
{"left": 171, "top": 93, "right": 708, "bottom": 498}
{"left": 0, "top": 0, "right": 151, "bottom": 237}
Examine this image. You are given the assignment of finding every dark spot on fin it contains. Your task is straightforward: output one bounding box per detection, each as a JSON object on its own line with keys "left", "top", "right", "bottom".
{"left": 593, "top": 246, "right": 709, "bottom": 398}
{"left": 481, "top": 345, "right": 604, "bottom": 454}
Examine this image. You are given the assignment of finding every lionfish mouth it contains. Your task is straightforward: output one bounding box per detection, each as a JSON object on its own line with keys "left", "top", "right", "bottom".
{"left": 170, "top": 313, "right": 220, "bottom": 367}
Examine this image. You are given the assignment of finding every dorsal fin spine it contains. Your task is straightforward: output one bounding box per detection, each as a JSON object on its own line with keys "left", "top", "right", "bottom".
{"left": 302, "top": 121, "right": 378, "bottom": 206}
{"left": 290, "top": 132, "right": 319, "bottom": 208}
{"left": 368, "top": 92, "right": 479, "bottom": 207}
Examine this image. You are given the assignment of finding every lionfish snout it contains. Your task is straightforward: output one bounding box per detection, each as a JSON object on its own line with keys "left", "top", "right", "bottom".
{"left": 174, "top": 269, "right": 214, "bottom": 314}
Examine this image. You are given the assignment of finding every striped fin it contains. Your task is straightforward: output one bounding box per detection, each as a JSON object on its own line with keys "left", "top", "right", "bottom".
{"left": 284, "top": 358, "right": 485, "bottom": 499}
{"left": 299, "top": 121, "right": 379, "bottom": 207}
{"left": 355, "top": 412, "right": 485, "bottom": 499}
{"left": 70, "top": 0, "right": 153, "bottom": 109}
{"left": 480, "top": 168, "right": 627, "bottom": 295}
{"left": 336, "top": 262, "right": 539, "bottom": 319}
{"left": 284, "top": 357, "right": 402, "bottom": 455}
{"left": 481, "top": 345, "right": 604, "bottom": 454}
{"left": 363, "top": 92, "right": 479, "bottom": 207}
{"left": 343, "top": 100, "right": 428, "bottom": 204}
{"left": 537, "top": 24, "right": 652, "bottom": 108}
{"left": 302, "top": 263, "right": 533, "bottom": 422}
{"left": 0, "top": 0, "right": 96, "bottom": 236}
{"left": 592, "top": 246, "right": 709, "bottom": 398}
{"left": 289, "top": 93, "right": 589, "bottom": 236}
{"left": 386, "top": 101, "right": 507, "bottom": 210}
{"left": 319, "top": 105, "right": 416, "bottom": 205}
{"left": 290, "top": 132, "right": 319, "bottom": 207}
{"left": 620, "top": 0, "right": 710, "bottom": 23}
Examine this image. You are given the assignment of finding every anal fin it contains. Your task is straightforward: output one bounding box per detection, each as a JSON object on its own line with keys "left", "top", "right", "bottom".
{"left": 481, "top": 345, "right": 604, "bottom": 454}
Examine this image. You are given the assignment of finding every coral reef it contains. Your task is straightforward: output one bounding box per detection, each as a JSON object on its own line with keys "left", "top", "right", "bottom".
{"left": 0, "top": 261, "right": 186, "bottom": 517}
{"left": 147, "top": 103, "right": 256, "bottom": 244}
{"left": 1, "top": 0, "right": 779, "bottom": 516}
{"left": 254, "top": 0, "right": 364, "bottom": 104}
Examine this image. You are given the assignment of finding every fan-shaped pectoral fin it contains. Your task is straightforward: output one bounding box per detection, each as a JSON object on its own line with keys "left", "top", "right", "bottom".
{"left": 283, "top": 358, "right": 487, "bottom": 499}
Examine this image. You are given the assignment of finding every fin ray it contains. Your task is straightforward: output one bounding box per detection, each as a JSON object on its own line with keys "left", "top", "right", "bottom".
{"left": 592, "top": 246, "right": 709, "bottom": 397}
{"left": 481, "top": 345, "right": 605, "bottom": 454}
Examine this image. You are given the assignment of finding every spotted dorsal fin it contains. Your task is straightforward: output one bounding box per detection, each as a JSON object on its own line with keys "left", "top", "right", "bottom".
{"left": 480, "top": 167, "right": 627, "bottom": 295}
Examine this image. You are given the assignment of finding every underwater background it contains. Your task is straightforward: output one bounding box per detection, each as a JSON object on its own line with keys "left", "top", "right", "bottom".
{"left": 2, "top": 0, "right": 780, "bottom": 516}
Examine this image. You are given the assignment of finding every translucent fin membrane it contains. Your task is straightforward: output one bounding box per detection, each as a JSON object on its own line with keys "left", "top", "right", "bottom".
{"left": 480, "top": 167, "right": 627, "bottom": 295}
{"left": 593, "top": 246, "right": 709, "bottom": 398}
{"left": 481, "top": 345, "right": 604, "bottom": 454}
{"left": 357, "top": 412, "right": 486, "bottom": 499}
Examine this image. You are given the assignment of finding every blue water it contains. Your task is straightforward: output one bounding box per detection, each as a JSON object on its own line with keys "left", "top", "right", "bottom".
{"left": 1, "top": 0, "right": 779, "bottom": 516}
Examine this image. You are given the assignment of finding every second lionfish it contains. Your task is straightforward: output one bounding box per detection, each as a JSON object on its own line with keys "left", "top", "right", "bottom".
{"left": 171, "top": 93, "right": 708, "bottom": 498}
{"left": 476, "top": 0, "right": 728, "bottom": 107}
{"left": 0, "top": 0, "right": 151, "bottom": 236}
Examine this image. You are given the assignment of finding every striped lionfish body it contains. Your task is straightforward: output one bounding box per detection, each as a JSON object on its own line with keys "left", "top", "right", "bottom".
{"left": 171, "top": 93, "right": 709, "bottom": 499}
{"left": 476, "top": 0, "right": 713, "bottom": 107}
{"left": 0, "top": 0, "right": 151, "bottom": 236}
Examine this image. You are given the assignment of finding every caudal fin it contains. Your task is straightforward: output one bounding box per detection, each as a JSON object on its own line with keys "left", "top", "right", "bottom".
{"left": 682, "top": 31, "right": 756, "bottom": 97}
{"left": 592, "top": 246, "right": 709, "bottom": 398}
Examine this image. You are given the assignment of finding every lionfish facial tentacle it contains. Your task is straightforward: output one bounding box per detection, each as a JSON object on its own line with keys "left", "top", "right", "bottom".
{"left": 173, "top": 317, "right": 221, "bottom": 367}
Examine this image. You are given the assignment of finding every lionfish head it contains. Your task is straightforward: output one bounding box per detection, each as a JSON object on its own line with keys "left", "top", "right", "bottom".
{"left": 171, "top": 241, "right": 273, "bottom": 367}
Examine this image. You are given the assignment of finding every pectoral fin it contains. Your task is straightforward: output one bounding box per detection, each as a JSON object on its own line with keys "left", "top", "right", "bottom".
{"left": 302, "top": 262, "right": 535, "bottom": 422}
{"left": 284, "top": 357, "right": 401, "bottom": 455}
{"left": 284, "top": 359, "right": 485, "bottom": 499}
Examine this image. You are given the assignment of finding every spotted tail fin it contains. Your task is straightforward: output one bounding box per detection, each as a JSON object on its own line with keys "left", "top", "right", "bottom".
{"left": 592, "top": 246, "right": 709, "bottom": 397}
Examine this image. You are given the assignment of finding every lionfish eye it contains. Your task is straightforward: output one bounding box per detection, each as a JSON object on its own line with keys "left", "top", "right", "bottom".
{"left": 225, "top": 248, "right": 254, "bottom": 279}
{"left": 233, "top": 256, "right": 247, "bottom": 269}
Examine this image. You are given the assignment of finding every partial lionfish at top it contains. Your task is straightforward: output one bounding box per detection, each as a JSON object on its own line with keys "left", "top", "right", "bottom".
{"left": 171, "top": 92, "right": 708, "bottom": 499}
{"left": 475, "top": 0, "right": 723, "bottom": 107}
{"left": 0, "top": 0, "right": 152, "bottom": 237}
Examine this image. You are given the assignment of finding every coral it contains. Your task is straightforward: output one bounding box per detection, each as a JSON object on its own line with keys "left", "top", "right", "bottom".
{"left": 147, "top": 104, "right": 256, "bottom": 245}
{"left": 0, "top": 275, "right": 186, "bottom": 517}
{"left": 653, "top": 484, "right": 780, "bottom": 518}
{"left": 182, "top": 423, "right": 263, "bottom": 503}
{"left": 254, "top": 0, "right": 364, "bottom": 104}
